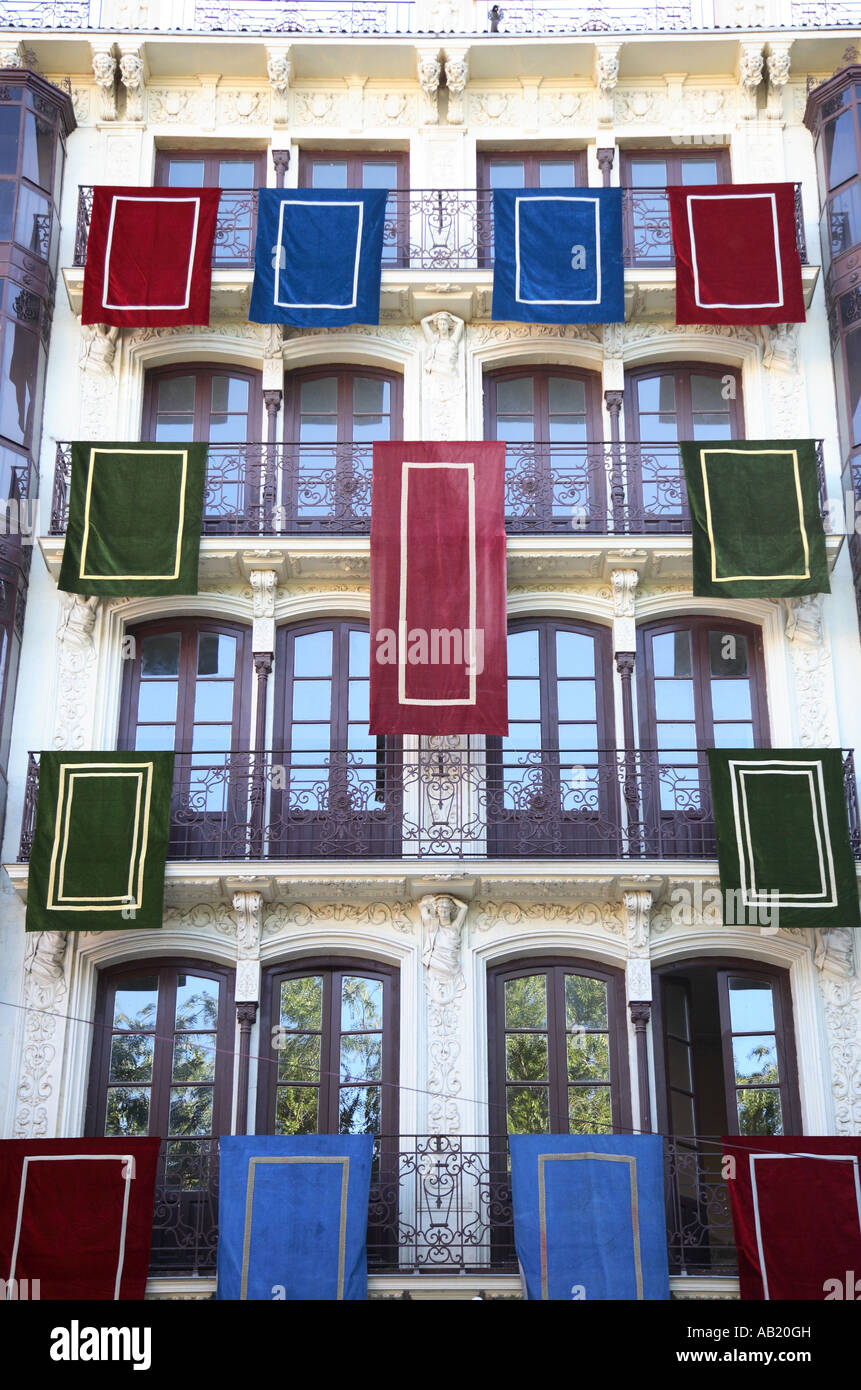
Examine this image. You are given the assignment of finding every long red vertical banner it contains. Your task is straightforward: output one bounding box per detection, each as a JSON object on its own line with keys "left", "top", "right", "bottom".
{"left": 370, "top": 442, "right": 508, "bottom": 735}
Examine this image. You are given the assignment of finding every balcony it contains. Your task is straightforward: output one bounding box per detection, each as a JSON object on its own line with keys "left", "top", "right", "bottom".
{"left": 144, "top": 1133, "right": 733, "bottom": 1282}
{"left": 48, "top": 439, "right": 830, "bottom": 545}
{"left": 17, "top": 747, "right": 861, "bottom": 865}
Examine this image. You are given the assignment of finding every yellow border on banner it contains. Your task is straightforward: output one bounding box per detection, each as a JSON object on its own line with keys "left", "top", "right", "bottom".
{"left": 537, "top": 1152, "right": 643, "bottom": 1301}
{"left": 46, "top": 763, "right": 152, "bottom": 911}
{"left": 700, "top": 447, "right": 810, "bottom": 583}
{"left": 239, "top": 1156, "right": 350, "bottom": 1301}
{"left": 80, "top": 448, "right": 189, "bottom": 581}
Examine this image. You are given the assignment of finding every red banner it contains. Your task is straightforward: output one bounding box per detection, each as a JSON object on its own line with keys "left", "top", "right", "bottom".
{"left": 81, "top": 186, "right": 220, "bottom": 327}
{"left": 370, "top": 442, "right": 508, "bottom": 735}
{"left": 0, "top": 1137, "right": 161, "bottom": 1299}
{"left": 723, "top": 1136, "right": 861, "bottom": 1300}
{"left": 669, "top": 183, "right": 805, "bottom": 325}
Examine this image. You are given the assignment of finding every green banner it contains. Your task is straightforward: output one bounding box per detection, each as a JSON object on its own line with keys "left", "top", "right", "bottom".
{"left": 707, "top": 749, "right": 860, "bottom": 929}
{"left": 681, "top": 440, "right": 829, "bottom": 598}
{"left": 58, "top": 442, "right": 207, "bottom": 596}
{"left": 26, "top": 751, "right": 175, "bottom": 931}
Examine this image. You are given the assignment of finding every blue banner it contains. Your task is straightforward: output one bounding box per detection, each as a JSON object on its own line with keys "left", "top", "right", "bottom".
{"left": 492, "top": 187, "right": 624, "bottom": 324}
{"left": 509, "top": 1134, "right": 670, "bottom": 1300}
{"left": 216, "top": 1134, "right": 374, "bottom": 1301}
{"left": 249, "top": 188, "right": 386, "bottom": 326}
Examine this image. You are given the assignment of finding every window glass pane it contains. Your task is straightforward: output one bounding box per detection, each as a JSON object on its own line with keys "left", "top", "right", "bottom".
{"left": 137, "top": 680, "right": 178, "bottom": 723}
{"left": 353, "top": 376, "right": 388, "bottom": 415}
{"left": 848, "top": 327, "right": 861, "bottom": 446}
{"left": 0, "top": 181, "right": 14, "bottom": 240}
{"left": 0, "top": 326, "right": 36, "bottom": 442}
{"left": 708, "top": 630, "right": 749, "bottom": 678}
{"left": 194, "top": 681, "right": 234, "bottom": 723}
{"left": 361, "top": 161, "right": 397, "bottom": 189}
{"left": 211, "top": 375, "right": 249, "bottom": 414}
{"left": 21, "top": 112, "right": 54, "bottom": 189}
{"left": 198, "top": 632, "right": 236, "bottom": 677}
{"left": 508, "top": 678, "right": 541, "bottom": 721}
{"left": 168, "top": 1086, "right": 213, "bottom": 1136}
{"left": 667, "top": 1038, "right": 692, "bottom": 1091}
{"left": 293, "top": 680, "right": 331, "bottom": 721}
{"left": 164, "top": 1139, "right": 209, "bottom": 1189}
{"left": 505, "top": 974, "right": 547, "bottom": 1029}
{"left": 219, "top": 159, "right": 256, "bottom": 188}
{"left": 636, "top": 374, "right": 674, "bottom": 414}
{"left": 506, "top": 1085, "right": 549, "bottom": 1132}
{"left": 733, "top": 1035, "right": 779, "bottom": 1086}
{"left": 14, "top": 184, "right": 49, "bottom": 256}
{"left": 299, "top": 376, "right": 338, "bottom": 412}
{"left": 488, "top": 160, "right": 525, "bottom": 188}
{"left": 339, "top": 1085, "right": 381, "bottom": 1133}
{"left": 629, "top": 158, "right": 667, "bottom": 187}
{"left": 310, "top": 161, "right": 348, "bottom": 188}
{"left": 825, "top": 109, "right": 858, "bottom": 189}
{"left": 680, "top": 156, "right": 720, "bottom": 185}
{"left": 555, "top": 630, "right": 595, "bottom": 677}
{"left": 652, "top": 630, "right": 692, "bottom": 678}
{"left": 109, "top": 1034, "right": 154, "bottom": 1083}
{"left": 556, "top": 682, "right": 597, "bottom": 722}
{"left": 670, "top": 1088, "right": 696, "bottom": 1136}
{"left": 113, "top": 976, "right": 159, "bottom": 1029}
{"left": 548, "top": 376, "right": 586, "bottom": 414}
{"left": 172, "top": 1033, "right": 216, "bottom": 1083}
{"left": 655, "top": 679, "right": 695, "bottom": 720}
{"left": 341, "top": 975, "right": 383, "bottom": 1031}
{"left": 276, "top": 1086, "right": 318, "bottom": 1134}
{"left": 496, "top": 376, "right": 534, "bottom": 415}
{"left": 507, "top": 628, "right": 539, "bottom": 675}
{"left": 105, "top": 1088, "right": 150, "bottom": 1136}
{"left": 278, "top": 1034, "right": 321, "bottom": 1083}
{"left": 348, "top": 630, "right": 369, "bottom": 678}
{"left": 157, "top": 375, "right": 196, "bottom": 413}
{"left": 567, "top": 1032, "right": 610, "bottom": 1082}
{"left": 690, "top": 374, "right": 728, "bottom": 411}
{"left": 568, "top": 1086, "right": 612, "bottom": 1132}
{"left": 711, "top": 723, "right": 754, "bottom": 748}
{"left": 565, "top": 974, "right": 609, "bottom": 1029}
{"left": 728, "top": 978, "right": 776, "bottom": 1032}
{"left": 135, "top": 724, "right": 175, "bottom": 751}
{"left": 506, "top": 1033, "right": 548, "bottom": 1082}
{"left": 340, "top": 1034, "right": 382, "bottom": 1083}
{"left": 293, "top": 629, "right": 333, "bottom": 677}
{"left": 280, "top": 976, "right": 323, "bottom": 1030}
{"left": 175, "top": 975, "right": 220, "bottom": 1029}
{"left": 737, "top": 1089, "right": 783, "bottom": 1136}
{"left": 167, "top": 159, "right": 205, "bottom": 186}
{"left": 347, "top": 680, "right": 369, "bottom": 723}
{"left": 711, "top": 679, "right": 752, "bottom": 721}
{"left": 829, "top": 182, "right": 861, "bottom": 257}
{"left": 0, "top": 105, "right": 19, "bottom": 176}
{"left": 539, "top": 161, "right": 576, "bottom": 187}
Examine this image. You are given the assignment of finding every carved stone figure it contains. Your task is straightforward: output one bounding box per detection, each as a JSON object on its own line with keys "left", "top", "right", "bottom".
{"left": 417, "top": 54, "right": 442, "bottom": 124}
{"left": 421, "top": 311, "right": 463, "bottom": 374}
{"left": 814, "top": 928, "right": 855, "bottom": 977}
{"left": 79, "top": 323, "right": 119, "bottom": 375}
{"left": 420, "top": 893, "right": 467, "bottom": 979}
{"left": 24, "top": 932, "right": 68, "bottom": 986}
{"left": 92, "top": 49, "right": 117, "bottom": 121}
{"left": 119, "top": 51, "right": 144, "bottom": 120}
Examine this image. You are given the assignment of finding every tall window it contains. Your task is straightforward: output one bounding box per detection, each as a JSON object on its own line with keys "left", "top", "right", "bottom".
{"left": 155, "top": 150, "right": 265, "bottom": 264}
{"left": 624, "top": 363, "right": 743, "bottom": 530}
{"left": 271, "top": 621, "right": 398, "bottom": 856}
{"left": 636, "top": 618, "right": 769, "bottom": 855}
{"left": 484, "top": 366, "right": 605, "bottom": 532}
{"left": 282, "top": 366, "right": 402, "bottom": 531}
{"left": 488, "top": 620, "right": 617, "bottom": 857}
{"left": 477, "top": 150, "right": 587, "bottom": 265}
{"left": 258, "top": 960, "right": 399, "bottom": 1136}
{"left": 813, "top": 83, "right": 861, "bottom": 268}
{"left": 143, "top": 364, "right": 263, "bottom": 530}
{"left": 86, "top": 960, "right": 235, "bottom": 1274}
{"left": 299, "top": 150, "right": 407, "bottom": 265}
{"left": 621, "top": 148, "right": 730, "bottom": 265}
{"left": 488, "top": 960, "right": 630, "bottom": 1136}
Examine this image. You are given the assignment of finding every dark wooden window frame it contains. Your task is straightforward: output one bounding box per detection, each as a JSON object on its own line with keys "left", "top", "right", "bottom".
{"left": 620, "top": 146, "right": 731, "bottom": 268}
{"left": 652, "top": 957, "right": 802, "bottom": 1137}
{"left": 256, "top": 955, "right": 400, "bottom": 1137}
{"left": 141, "top": 362, "right": 263, "bottom": 444}
{"left": 118, "top": 615, "right": 253, "bottom": 753}
{"left": 85, "top": 956, "right": 236, "bottom": 1141}
{"left": 298, "top": 149, "right": 409, "bottom": 267}
{"left": 154, "top": 147, "right": 267, "bottom": 186}
{"left": 283, "top": 363, "right": 404, "bottom": 443}
{"left": 487, "top": 956, "right": 632, "bottom": 1138}
{"left": 504, "top": 616, "right": 616, "bottom": 752}
{"left": 476, "top": 148, "right": 589, "bottom": 189}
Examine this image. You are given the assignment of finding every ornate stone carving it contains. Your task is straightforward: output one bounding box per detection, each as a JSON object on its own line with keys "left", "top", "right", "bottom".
{"left": 421, "top": 312, "right": 465, "bottom": 439}
{"left": 783, "top": 596, "right": 838, "bottom": 748}
{"left": 623, "top": 890, "right": 652, "bottom": 955}
{"left": 683, "top": 88, "right": 726, "bottom": 123}
{"left": 294, "top": 89, "right": 341, "bottom": 124}
{"left": 15, "top": 932, "right": 69, "bottom": 1137}
{"left": 78, "top": 324, "right": 120, "bottom": 438}
{"left": 250, "top": 568, "right": 277, "bottom": 620}
{"left": 444, "top": 56, "right": 468, "bottom": 125}
{"left": 233, "top": 891, "right": 263, "bottom": 958}
{"left": 469, "top": 321, "right": 601, "bottom": 347}
{"left": 368, "top": 91, "right": 416, "bottom": 125}
{"left": 71, "top": 87, "right": 92, "bottom": 123}
{"left": 737, "top": 42, "right": 764, "bottom": 118}
{"left": 616, "top": 89, "right": 658, "bottom": 123}
{"left": 118, "top": 50, "right": 144, "bottom": 120}
{"left": 417, "top": 53, "right": 442, "bottom": 125}
{"left": 91, "top": 46, "right": 117, "bottom": 121}
{"left": 420, "top": 894, "right": 467, "bottom": 1134}
{"left": 611, "top": 569, "right": 638, "bottom": 619}
{"left": 814, "top": 935, "right": 861, "bottom": 1133}
{"left": 814, "top": 928, "right": 855, "bottom": 977}
{"left": 162, "top": 902, "right": 238, "bottom": 934}
{"left": 220, "top": 89, "right": 269, "bottom": 125}
{"left": 595, "top": 44, "right": 619, "bottom": 126}
{"left": 267, "top": 51, "right": 291, "bottom": 125}
{"left": 148, "top": 87, "right": 197, "bottom": 123}
{"left": 547, "top": 90, "right": 582, "bottom": 123}
{"left": 471, "top": 90, "right": 511, "bottom": 124}
{"left": 262, "top": 901, "right": 415, "bottom": 935}
{"left": 54, "top": 595, "right": 99, "bottom": 751}
{"left": 0, "top": 42, "right": 25, "bottom": 67}
{"left": 766, "top": 45, "right": 791, "bottom": 91}
{"left": 472, "top": 900, "right": 625, "bottom": 934}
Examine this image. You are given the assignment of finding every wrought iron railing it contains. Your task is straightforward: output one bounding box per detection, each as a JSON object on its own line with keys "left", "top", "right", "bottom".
{"left": 18, "top": 747, "right": 861, "bottom": 864}
{"left": 71, "top": 184, "right": 810, "bottom": 272}
{"left": 145, "top": 1133, "right": 734, "bottom": 1279}
{"left": 50, "top": 439, "right": 827, "bottom": 539}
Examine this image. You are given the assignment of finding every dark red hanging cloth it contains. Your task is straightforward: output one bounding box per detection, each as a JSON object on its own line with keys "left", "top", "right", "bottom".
{"left": 0, "top": 1137, "right": 161, "bottom": 1298}
{"left": 723, "top": 1135, "right": 861, "bottom": 1300}
{"left": 370, "top": 442, "right": 508, "bottom": 735}
{"left": 669, "top": 182, "right": 805, "bottom": 325}
{"left": 81, "top": 185, "right": 220, "bottom": 327}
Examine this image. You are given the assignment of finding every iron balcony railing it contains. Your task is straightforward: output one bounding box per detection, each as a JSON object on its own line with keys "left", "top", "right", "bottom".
{"left": 146, "top": 1133, "right": 735, "bottom": 1279}
{"left": 49, "top": 438, "right": 828, "bottom": 539}
{"left": 71, "top": 184, "right": 809, "bottom": 273}
{"left": 18, "top": 747, "right": 861, "bottom": 864}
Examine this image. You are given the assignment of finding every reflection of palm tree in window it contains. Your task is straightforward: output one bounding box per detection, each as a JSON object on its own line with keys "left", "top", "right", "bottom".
{"left": 736, "top": 1043, "right": 782, "bottom": 1136}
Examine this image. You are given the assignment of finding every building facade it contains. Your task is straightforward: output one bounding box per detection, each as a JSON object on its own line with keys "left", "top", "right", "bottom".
{"left": 1, "top": 0, "right": 860, "bottom": 1298}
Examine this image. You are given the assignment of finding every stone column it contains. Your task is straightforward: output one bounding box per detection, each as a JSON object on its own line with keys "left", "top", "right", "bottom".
{"left": 233, "top": 890, "right": 263, "bottom": 1134}
{"left": 623, "top": 889, "right": 653, "bottom": 1134}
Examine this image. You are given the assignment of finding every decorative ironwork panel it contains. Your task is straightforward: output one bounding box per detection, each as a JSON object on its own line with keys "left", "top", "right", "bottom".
{"left": 665, "top": 1138, "right": 737, "bottom": 1277}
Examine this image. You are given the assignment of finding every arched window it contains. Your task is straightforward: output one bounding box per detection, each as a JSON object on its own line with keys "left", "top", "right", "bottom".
{"left": 142, "top": 364, "right": 263, "bottom": 532}
{"left": 484, "top": 366, "right": 605, "bottom": 533}
{"left": 257, "top": 958, "right": 399, "bottom": 1137}
{"left": 487, "top": 958, "right": 631, "bottom": 1136}
{"left": 624, "top": 363, "right": 744, "bottom": 531}
{"left": 282, "top": 365, "right": 403, "bottom": 532}
{"left": 488, "top": 619, "right": 617, "bottom": 857}
{"left": 636, "top": 617, "right": 769, "bottom": 856}
{"left": 85, "top": 958, "right": 235, "bottom": 1275}
{"left": 270, "top": 620, "right": 399, "bottom": 857}
{"left": 119, "top": 618, "right": 253, "bottom": 858}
